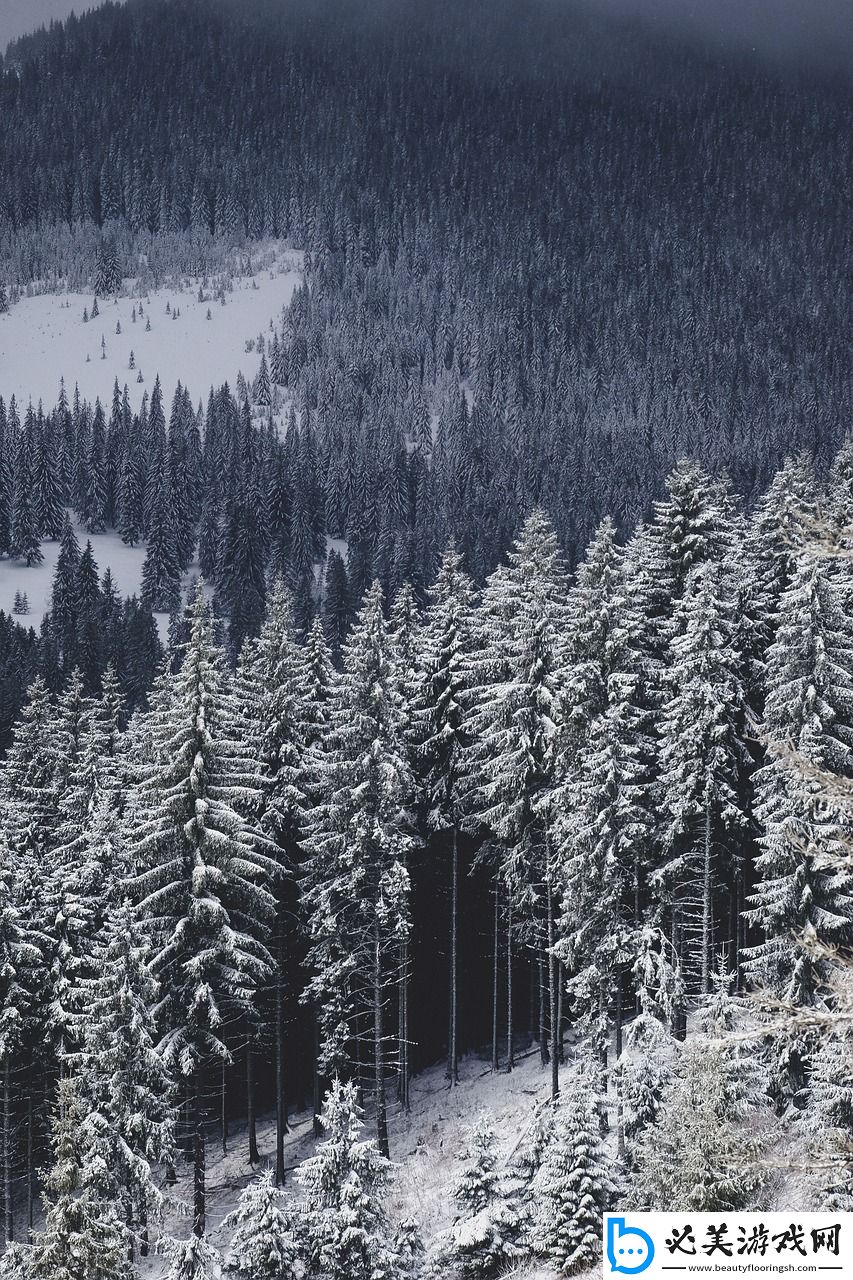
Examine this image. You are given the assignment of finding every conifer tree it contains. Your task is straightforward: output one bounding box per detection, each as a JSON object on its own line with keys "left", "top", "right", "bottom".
{"left": 77, "top": 902, "right": 175, "bottom": 1260}
{"left": 659, "top": 563, "right": 749, "bottom": 993}
{"left": 461, "top": 510, "right": 567, "bottom": 1090}
{"left": 529, "top": 1091, "right": 616, "bottom": 1275}
{"left": 224, "top": 1170, "right": 299, "bottom": 1280}
{"left": 302, "top": 582, "right": 413, "bottom": 1156}
{"left": 25, "top": 1076, "right": 127, "bottom": 1280}
{"left": 296, "top": 1079, "right": 401, "bottom": 1280}
{"left": 126, "top": 585, "right": 276, "bottom": 1234}
{"left": 412, "top": 544, "right": 476, "bottom": 1085}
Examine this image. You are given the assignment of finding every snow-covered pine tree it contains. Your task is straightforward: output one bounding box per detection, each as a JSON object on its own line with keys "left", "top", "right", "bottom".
{"left": 223, "top": 1169, "right": 299, "bottom": 1280}
{"left": 628, "top": 1034, "right": 764, "bottom": 1212}
{"left": 433, "top": 1113, "right": 524, "bottom": 1278}
{"left": 0, "top": 677, "right": 59, "bottom": 860}
{"left": 230, "top": 579, "right": 309, "bottom": 1177}
{"left": 747, "top": 551, "right": 853, "bottom": 987}
{"left": 460, "top": 510, "right": 568, "bottom": 1090}
{"left": 296, "top": 1078, "right": 401, "bottom": 1280}
{"left": 411, "top": 544, "right": 476, "bottom": 1086}
{"left": 0, "top": 861, "right": 46, "bottom": 1245}
{"left": 164, "top": 1234, "right": 222, "bottom": 1280}
{"left": 25, "top": 1076, "right": 127, "bottom": 1280}
{"left": 658, "top": 562, "right": 749, "bottom": 994}
{"left": 808, "top": 1029, "right": 853, "bottom": 1209}
{"left": 140, "top": 465, "right": 181, "bottom": 614}
{"left": 528, "top": 1090, "right": 616, "bottom": 1275}
{"left": 745, "top": 549, "right": 853, "bottom": 1095}
{"left": 555, "top": 670, "right": 652, "bottom": 1119}
{"left": 125, "top": 584, "right": 277, "bottom": 1234}
{"left": 76, "top": 901, "right": 176, "bottom": 1258}
{"left": 302, "top": 582, "right": 414, "bottom": 1156}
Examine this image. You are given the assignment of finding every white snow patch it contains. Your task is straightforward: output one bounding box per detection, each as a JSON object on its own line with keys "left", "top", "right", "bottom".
{"left": 0, "top": 515, "right": 200, "bottom": 638}
{"left": 138, "top": 1049, "right": 572, "bottom": 1277}
{"left": 0, "top": 247, "right": 302, "bottom": 413}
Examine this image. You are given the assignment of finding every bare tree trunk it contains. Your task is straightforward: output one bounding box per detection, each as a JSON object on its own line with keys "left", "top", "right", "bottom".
{"left": 557, "top": 961, "right": 565, "bottom": 1064}
{"left": 538, "top": 950, "right": 548, "bottom": 1066}
{"left": 26, "top": 1090, "right": 33, "bottom": 1240}
{"left": 275, "top": 972, "right": 286, "bottom": 1183}
{"left": 247, "top": 1046, "right": 259, "bottom": 1166}
{"left": 506, "top": 898, "right": 514, "bottom": 1072}
{"left": 3, "top": 1060, "right": 12, "bottom": 1243}
{"left": 193, "top": 1069, "right": 206, "bottom": 1238}
{"left": 447, "top": 826, "right": 459, "bottom": 1084}
{"left": 702, "top": 805, "right": 712, "bottom": 995}
{"left": 491, "top": 880, "right": 500, "bottom": 1072}
{"left": 398, "top": 938, "right": 410, "bottom": 1111}
{"left": 220, "top": 1059, "right": 227, "bottom": 1156}
{"left": 615, "top": 975, "right": 625, "bottom": 1158}
{"left": 374, "top": 924, "right": 390, "bottom": 1158}
{"left": 312, "top": 1013, "right": 322, "bottom": 1138}
{"left": 547, "top": 872, "right": 559, "bottom": 1100}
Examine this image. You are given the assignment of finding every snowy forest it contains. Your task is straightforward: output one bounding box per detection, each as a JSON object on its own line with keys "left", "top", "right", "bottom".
{"left": 0, "top": 0, "right": 851, "bottom": 1277}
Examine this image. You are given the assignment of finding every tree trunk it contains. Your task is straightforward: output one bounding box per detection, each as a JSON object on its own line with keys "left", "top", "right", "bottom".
{"left": 26, "top": 1089, "right": 33, "bottom": 1240}
{"left": 557, "top": 961, "right": 565, "bottom": 1064}
{"left": 615, "top": 975, "right": 625, "bottom": 1158}
{"left": 275, "top": 966, "right": 286, "bottom": 1183}
{"left": 547, "top": 872, "right": 559, "bottom": 1100}
{"left": 193, "top": 1069, "right": 206, "bottom": 1238}
{"left": 220, "top": 1059, "right": 227, "bottom": 1156}
{"left": 537, "top": 952, "right": 545, "bottom": 1070}
{"left": 3, "top": 1060, "right": 12, "bottom": 1243}
{"left": 702, "top": 804, "right": 712, "bottom": 995}
{"left": 506, "top": 898, "right": 514, "bottom": 1072}
{"left": 398, "top": 937, "right": 410, "bottom": 1111}
{"left": 374, "top": 923, "right": 390, "bottom": 1158}
{"left": 312, "top": 1013, "right": 322, "bottom": 1138}
{"left": 247, "top": 1045, "right": 259, "bottom": 1166}
{"left": 491, "top": 879, "right": 500, "bottom": 1072}
{"left": 448, "top": 826, "right": 459, "bottom": 1084}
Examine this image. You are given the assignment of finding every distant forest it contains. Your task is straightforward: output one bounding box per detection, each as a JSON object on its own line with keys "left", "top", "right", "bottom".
{"left": 0, "top": 0, "right": 849, "bottom": 595}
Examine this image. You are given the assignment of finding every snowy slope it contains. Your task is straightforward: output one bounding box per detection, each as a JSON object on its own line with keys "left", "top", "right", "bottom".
{"left": 0, "top": 247, "right": 302, "bottom": 413}
{"left": 141, "top": 1049, "right": 564, "bottom": 1278}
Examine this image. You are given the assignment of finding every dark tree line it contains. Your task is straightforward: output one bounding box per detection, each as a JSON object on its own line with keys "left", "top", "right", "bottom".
{"left": 0, "top": 0, "right": 849, "bottom": 570}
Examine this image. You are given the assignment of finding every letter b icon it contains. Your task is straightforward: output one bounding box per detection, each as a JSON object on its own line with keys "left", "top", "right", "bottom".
{"left": 606, "top": 1217, "right": 655, "bottom": 1274}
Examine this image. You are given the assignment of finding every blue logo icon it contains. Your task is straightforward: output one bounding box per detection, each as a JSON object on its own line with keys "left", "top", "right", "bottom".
{"left": 607, "top": 1217, "right": 655, "bottom": 1274}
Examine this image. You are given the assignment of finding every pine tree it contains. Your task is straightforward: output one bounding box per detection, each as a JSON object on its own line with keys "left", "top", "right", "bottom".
{"left": 460, "top": 510, "right": 568, "bottom": 1089}
{"left": 223, "top": 1170, "right": 300, "bottom": 1280}
{"left": 25, "top": 1077, "right": 127, "bottom": 1280}
{"left": 659, "top": 563, "right": 749, "bottom": 994}
{"left": 302, "top": 582, "right": 413, "bottom": 1156}
{"left": 164, "top": 1235, "right": 222, "bottom": 1280}
{"left": 529, "top": 1091, "right": 616, "bottom": 1275}
{"left": 296, "top": 1079, "right": 401, "bottom": 1280}
{"left": 628, "top": 1035, "right": 764, "bottom": 1212}
{"left": 76, "top": 901, "right": 176, "bottom": 1253}
{"left": 747, "top": 552, "right": 853, "bottom": 1001}
{"left": 412, "top": 544, "right": 476, "bottom": 1085}
{"left": 231, "top": 579, "right": 309, "bottom": 1178}
{"left": 126, "top": 585, "right": 276, "bottom": 1234}
{"left": 140, "top": 467, "right": 181, "bottom": 613}
{"left": 434, "top": 1114, "right": 524, "bottom": 1279}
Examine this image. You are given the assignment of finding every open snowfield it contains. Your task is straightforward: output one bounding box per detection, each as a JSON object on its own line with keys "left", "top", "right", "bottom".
{"left": 0, "top": 247, "right": 302, "bottom": 413}
{"left": 140, "top": 1049, "right": 564, "bottom": 1279}
{"left": 0, "top": 516, "right": 200, "bottom": 636}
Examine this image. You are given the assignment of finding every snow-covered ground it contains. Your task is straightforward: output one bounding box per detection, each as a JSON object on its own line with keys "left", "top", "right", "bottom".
{"left": 0, "top": 516, "right": 201, "bottom": 637}
{"left": 0, "top": 247, "right": 302, "bottom": 413}
{"left": 142, "top": 1049, "right": 563, "bottom": 1278}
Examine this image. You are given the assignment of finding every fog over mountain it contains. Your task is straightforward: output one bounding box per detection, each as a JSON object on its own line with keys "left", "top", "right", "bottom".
{"left": 3, "top": 0, "right": 852, "bottom": 73}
